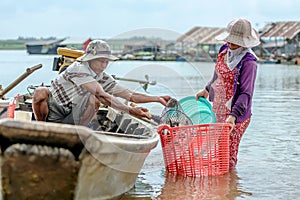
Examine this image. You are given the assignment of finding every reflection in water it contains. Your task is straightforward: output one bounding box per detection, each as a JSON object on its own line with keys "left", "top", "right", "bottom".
{"left": 122, "top": 170, "right": 253, "bottom": 200}
{"left": 157, "top": 170, "right": 250, "bottom": 200}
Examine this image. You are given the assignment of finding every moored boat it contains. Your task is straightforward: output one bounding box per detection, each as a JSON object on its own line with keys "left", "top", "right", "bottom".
{"left": 0, "top": 108, "right": 159, "bottom": 200}
{"left": 0, "top": 46, "right": 162, "bottom": 199}
{"left": 25, "top": 39, "right": 66, "bottom": 55}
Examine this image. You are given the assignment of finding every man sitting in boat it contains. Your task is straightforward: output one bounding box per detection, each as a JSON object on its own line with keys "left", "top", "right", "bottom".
{"left": 32, "top": 40, "right": 171, "bottom": 126}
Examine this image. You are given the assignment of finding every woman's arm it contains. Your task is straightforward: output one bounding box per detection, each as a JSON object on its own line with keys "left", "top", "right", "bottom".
{"left": 230, "top": 60, "right": 257, "bottom": 119}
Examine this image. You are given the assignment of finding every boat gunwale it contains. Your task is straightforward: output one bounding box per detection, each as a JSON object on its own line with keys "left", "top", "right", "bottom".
{"left": 0, "top": 118, "right": 159, "bottom": 155}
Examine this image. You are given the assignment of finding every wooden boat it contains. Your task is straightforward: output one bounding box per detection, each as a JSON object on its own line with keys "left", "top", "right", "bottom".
{"left": 0, "top": 49, "right": 160, "bottom": 199}
{"left": 25, "top": 39, "right": 65, "bottom": 55}
{"left": 0, "top": 107, "right": 159, "bottom": 200}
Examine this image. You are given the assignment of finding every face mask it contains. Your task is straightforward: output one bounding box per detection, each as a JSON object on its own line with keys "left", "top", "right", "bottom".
{"left": 226, "top": 47, "right": 248, "bottom": 70}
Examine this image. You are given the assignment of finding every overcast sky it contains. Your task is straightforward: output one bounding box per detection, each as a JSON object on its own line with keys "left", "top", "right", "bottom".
{"left": 1, "top": 0, "right": 299, "bottom": 40}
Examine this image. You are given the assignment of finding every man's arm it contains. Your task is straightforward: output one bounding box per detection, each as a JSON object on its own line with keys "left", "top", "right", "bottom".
{"left": 114, "top": 89, "right": 171, "bottom": 106}
{"left": 81, "top": 81, "right": 151, "bottom": 118}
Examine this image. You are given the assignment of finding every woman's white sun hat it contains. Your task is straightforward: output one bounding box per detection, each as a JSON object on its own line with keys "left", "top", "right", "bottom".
{"left": 216, "top": 18, "right": 261, "bottom": 48}
{"left": 77, "top": 40, "right": 118, "bottom": 61}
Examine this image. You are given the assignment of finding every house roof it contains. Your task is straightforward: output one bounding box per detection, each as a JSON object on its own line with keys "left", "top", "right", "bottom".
{"left": 177, "top": 26, "right": 200, "bottom": 42}
{"left": 177, "top": 26, "right": 226, "bottom": 44}
{"left": 260, "top": 21, "right": 300, "bottom": 39}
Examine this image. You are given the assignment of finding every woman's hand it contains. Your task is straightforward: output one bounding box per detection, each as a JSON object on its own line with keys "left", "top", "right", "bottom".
{"left": 226, "top": 115, "right": 236, "bottom": 132}
{"left": 195, "top": 89, "right": 209, "bottom": 100}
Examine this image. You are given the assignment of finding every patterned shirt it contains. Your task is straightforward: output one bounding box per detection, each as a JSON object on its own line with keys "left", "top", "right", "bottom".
{"left": 205, "top": 44, "right": 258, "bottom": 123}
{"left": 50, "top": 61, "right": 126, "bottom": 107}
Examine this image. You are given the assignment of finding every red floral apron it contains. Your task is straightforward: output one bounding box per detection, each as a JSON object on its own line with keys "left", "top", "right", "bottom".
{"left": 212, "top": 50, "right": 250, "bottom": 169}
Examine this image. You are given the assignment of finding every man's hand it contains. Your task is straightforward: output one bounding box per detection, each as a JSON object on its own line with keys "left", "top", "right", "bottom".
{"left": 158, "top": 95, "right": 172, "bottom": 106}
{"left": 129, "top": 106, "right": 151, "bottom": 119}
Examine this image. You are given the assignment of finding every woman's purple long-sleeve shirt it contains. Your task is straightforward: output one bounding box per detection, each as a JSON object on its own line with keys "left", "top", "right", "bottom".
{"left": 205, "top": 45, "right": 258, "bottom": 123}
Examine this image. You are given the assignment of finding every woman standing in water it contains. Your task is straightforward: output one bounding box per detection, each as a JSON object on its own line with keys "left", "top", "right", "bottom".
{"left": 195, "top": 18, "right": 260, "bottom": 169}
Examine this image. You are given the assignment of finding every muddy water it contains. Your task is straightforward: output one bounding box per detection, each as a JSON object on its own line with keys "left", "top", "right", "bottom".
{"left": 1, "top": 51, "right": 300, "bottom": 199}
{"left": 117, "top": 62, "right": 300, "bottom": 200}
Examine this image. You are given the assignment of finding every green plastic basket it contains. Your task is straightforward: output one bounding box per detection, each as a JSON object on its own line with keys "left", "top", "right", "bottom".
{"left": 178, "top": 96, "right": 216, "bottom": 124}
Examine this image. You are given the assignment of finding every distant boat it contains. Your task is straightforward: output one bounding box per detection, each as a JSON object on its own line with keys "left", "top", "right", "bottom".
{"left": 25, "top": 39, "right": 66, "bottom": 54}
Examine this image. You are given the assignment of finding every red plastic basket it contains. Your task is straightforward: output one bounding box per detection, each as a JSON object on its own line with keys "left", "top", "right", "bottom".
{"left": 158, "top": 123, "right": 231, "bottom": 177}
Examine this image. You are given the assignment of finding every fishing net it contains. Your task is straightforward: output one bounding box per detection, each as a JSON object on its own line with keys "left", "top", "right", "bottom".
{"left": 160, "top": 98, "right": 193, "bottom": 127}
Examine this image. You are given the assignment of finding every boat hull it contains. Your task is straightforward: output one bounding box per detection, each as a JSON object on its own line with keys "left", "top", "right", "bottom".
{"left": 0, "top": 110, "right": 158, "bottom": 200}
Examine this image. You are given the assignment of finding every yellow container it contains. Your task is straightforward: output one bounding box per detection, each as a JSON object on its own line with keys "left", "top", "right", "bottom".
{"left": 57, "top": 47, "right": 84, "bottom": 58}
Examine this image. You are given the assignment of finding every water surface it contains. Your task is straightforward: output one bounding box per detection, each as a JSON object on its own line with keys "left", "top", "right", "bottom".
{"left": 1, "top": 50, "right": 300, "bottom": 200}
